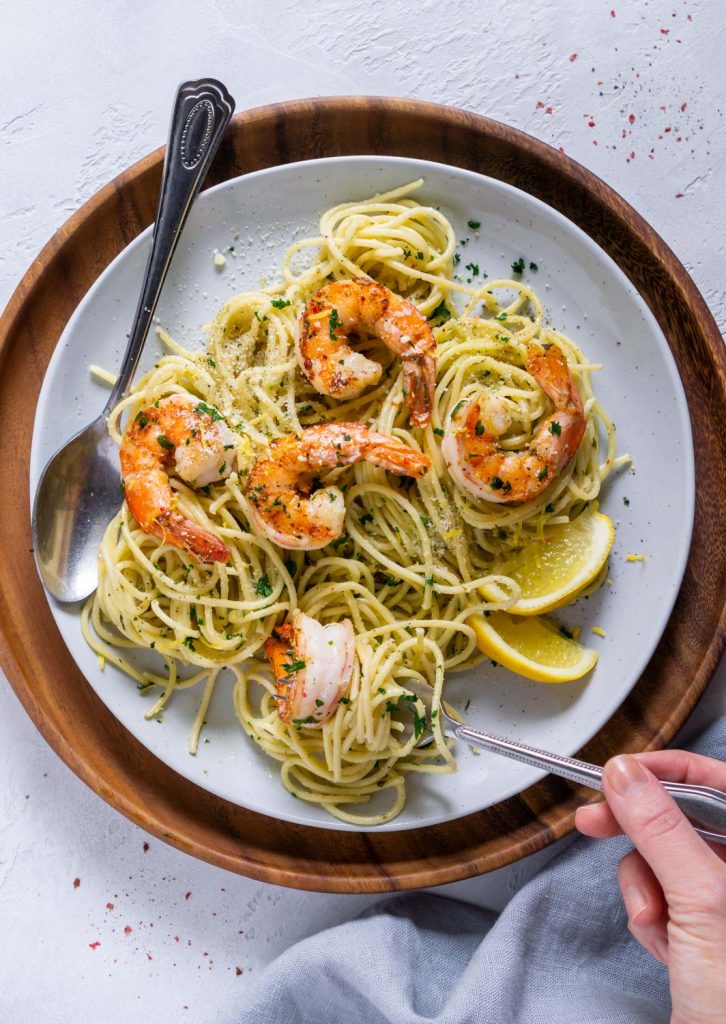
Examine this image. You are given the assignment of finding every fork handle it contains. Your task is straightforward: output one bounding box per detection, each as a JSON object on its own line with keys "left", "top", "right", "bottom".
{"left": 452, "top": 723, "right": 726, "bottom": 844}
{"left": 104, "top": 78, "right": 235, "bottom": 413}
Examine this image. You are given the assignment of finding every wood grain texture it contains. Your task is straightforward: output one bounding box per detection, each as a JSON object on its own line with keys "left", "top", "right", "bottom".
{"left": 0, "top": 97, "right": 724, "bottom": 893}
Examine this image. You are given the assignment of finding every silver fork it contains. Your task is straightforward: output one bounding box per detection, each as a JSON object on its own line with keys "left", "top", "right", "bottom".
{"left": 418, "top": 704, "right": 726, "bottom": 843}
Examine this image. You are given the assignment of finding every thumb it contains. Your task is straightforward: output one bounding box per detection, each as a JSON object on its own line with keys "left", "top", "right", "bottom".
{"left": 602, "top": 754, "right": 723, "bottom": 903}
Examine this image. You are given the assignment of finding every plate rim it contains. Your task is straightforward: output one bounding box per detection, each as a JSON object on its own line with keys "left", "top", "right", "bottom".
{"left": 28, "top": 152, "right": 696, "bottom": 832}
{"left": 1, "top": 95, "right": 724, "bottom": 891}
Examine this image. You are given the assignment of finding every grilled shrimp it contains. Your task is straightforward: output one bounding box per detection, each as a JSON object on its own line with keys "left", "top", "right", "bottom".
{"left": 265, "top": 610, "right": 355, "bottom": 725}
{"left": 245, "top": 422, "right": 431, "bottom": 550}
{"left": 120, "top": 393, "right": 238, "bottom": 562}
{"left": 441, "top": 343, "right": 586, "bottom": 504}
{"left": 296, "top": 278, "right": 436, "bottom": 428}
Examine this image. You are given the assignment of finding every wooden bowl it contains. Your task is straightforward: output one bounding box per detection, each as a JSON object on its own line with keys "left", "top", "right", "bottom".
{"left": 1, "top": 97, "right": 724, "bottom": 893}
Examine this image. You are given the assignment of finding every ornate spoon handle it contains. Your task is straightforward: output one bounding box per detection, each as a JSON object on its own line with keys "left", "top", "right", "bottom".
{"left": 105, "top": 78, "right": 235, "bottom": 412}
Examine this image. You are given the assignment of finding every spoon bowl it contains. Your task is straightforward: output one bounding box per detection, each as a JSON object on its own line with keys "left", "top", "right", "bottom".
{"left": 32, "top": 418, "right": 121, "bottom": 603}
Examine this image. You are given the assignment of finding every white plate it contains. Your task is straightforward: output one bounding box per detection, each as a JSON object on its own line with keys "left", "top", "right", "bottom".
{"left": 29, "top": 156, "right": 694, "bottom": 832}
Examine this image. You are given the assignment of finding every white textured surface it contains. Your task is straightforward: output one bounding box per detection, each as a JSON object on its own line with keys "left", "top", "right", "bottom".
{"left": 1, "top": 1, "right": 724, "bottom": 1021}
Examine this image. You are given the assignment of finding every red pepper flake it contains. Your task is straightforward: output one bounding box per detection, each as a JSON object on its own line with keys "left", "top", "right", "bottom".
{"left": 610, "top": 8, "right": 616, "bottom": 16}
{"left": 235, "top": 967, "right": 243, "bottom": 976}
{"left": 680, "top": 102, "right": 687, "bottom": 112}
{"left": 664, "top": 126, "right": 672, "bottom": 132}
{"left": 143, "top": 842, "right": 149, "bottom": 852}
{"left": 89, "top": 941, "right": 101, "bottom": 950}
{"left": 536, "top": 100, "right": 545, "bottom": 109}
{"left": 203, "top": 952, "right": 209, "bottom": 957}
{"left": 174, "top": 936, "right": 180, "bottom": 942}
{"left": 569, "top": 53, "right": 577, "bottom": 61}
{"left": 628, "top": 114, "right": 635, "bottom": 124}
{"left": 124, "top": 925, "right": 133, "bottom": 935}
{"left": 73, "top": 878, "right": 81, "bottom": 889}
{"left": 147, "top": 953, "right": 153, "bottom": 961}
{"left": 185, "top": 892, "right": 192, "bottom": 901}
{"left": 675, "top": 192, "right": 684, "bottom": 198}
{"left": 629, "top": 151, "right": 635, "bottom": 159}
{"left": 588, "top": 120, "right": 596, "bottom": 127}
{"left": 660, "top": 28, "right": 670, "bottom": 34}
{"left": 687, "top": 13, "right": 692, "bottom": 20}
{"left": 545, "top": 106, "right": 553, "bottom": 114}
{"left": 106, "top": 902, "right": 114, "bottom": 910}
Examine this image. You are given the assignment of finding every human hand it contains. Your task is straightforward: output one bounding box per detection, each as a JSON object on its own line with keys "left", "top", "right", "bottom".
{"left": 576, "top": 750, "right": 726, "bottom": 1024}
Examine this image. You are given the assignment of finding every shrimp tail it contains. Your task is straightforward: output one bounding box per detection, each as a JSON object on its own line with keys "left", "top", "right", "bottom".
{"left": 402, "top": 353, "right": 436, "bottom": 430}
{"left": 365, "top": 440, "right": 431, "bottom": 477}
{"left": 156, "top": 510, "right": 231, "bottom": 564}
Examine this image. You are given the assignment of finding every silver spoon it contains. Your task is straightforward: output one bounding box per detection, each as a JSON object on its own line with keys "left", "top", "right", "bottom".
{"left": 418, "top": 703, "right": 726, "bottom": 843}
{"left": 32, "top": 78, "right": 235, "bottom": 603}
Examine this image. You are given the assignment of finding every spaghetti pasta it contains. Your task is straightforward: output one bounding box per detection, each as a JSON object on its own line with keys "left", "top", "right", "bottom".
{"left": 83, "top": 180, "right": 627, "bottom": 825}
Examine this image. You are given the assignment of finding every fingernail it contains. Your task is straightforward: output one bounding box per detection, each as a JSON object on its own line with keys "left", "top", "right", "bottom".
{"left": 624, "top": 884, "right": 649, "bottom": 924}
{"left": 606, "top": 755, "right": 649, "bottom": 796}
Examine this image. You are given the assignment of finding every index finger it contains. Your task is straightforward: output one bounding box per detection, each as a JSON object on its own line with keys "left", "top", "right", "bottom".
{"left": 631, "top": 749, "right": 726, "bottom": 791}
{"left": 576, "top": 748, "right": 726, "bottom": 846}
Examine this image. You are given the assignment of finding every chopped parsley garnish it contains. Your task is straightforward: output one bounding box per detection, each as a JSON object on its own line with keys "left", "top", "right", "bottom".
{"left": 549, "top": 421, "right": 561, "bottom": 435}
{"left": 255, "top": 575, "right": 273, "bottom": 598}
{"left": 134, "top": 412, "right": 149, "bottom": 428}
{"left": 420, "top": 514, "right": 433, "bottom": 528}
{"left": 465, "top": 262, "right": 480, "bottom": 276}
{"left": 416, "top": 250, "right": 424, "bottom": 260}
{"left": 502, "top": 480, "right": 512, "bottom": 493}
{"left": 450, "top": 399, "right": 466, "bottom": 419}
{"left": 182, "top": 636, "right": 196, "bottom": 651}
{"left": 207, "top": 357, "right": 216, "bottom": 368}
{"left": 315, "top": 699, "right": 324, "bottom": 707}
{"left": 490, "top": 476, "right": 505, "bottom": 490}
{"left": 511, "top": 256, "right": 526, "bottom": 274}
{"left": 271, "top": 298, "right": 291, "bottom": 309}
{"left": 283, "top": 559, "right": 297, "bottom": 577}
{"left": 623, "top": 496, "right": 630, "bottom": 506}
{"left": 537, "top": 467, "right": 548, "bottom": 481}
{"left": 529, "top": 261, "right": 538, "bottom": 272}
{"left": 496, "top": 311, "right": 509, "bottom": 322}
{"left": 157, "top": 434, "right": 173, "bottom": 450}
{"left": 545, "top": 503, "right": 554, "bottom": 514}
{"left": 475, "top": 421, "right": 485, "bottom": 436}
{"left": 329, "top": 307, "right": 341, "bottom": 338}
{"left": 195, "top": 401, "right": 224, "bottom": 422}
{"left": 358, "top": 512, "right": 374, "bottom": 526}
{"left": 284, "top": 660, "right": 307, "bottom": 674}
{"left": 433, "top": 426, "right": 445, "bottom": 437}
{"left": 331, "top": 534, "right": 349, "bottom": 549}
{"left": 118, "top": 479, "right": 125, "bottom": 496}
{"left": 429, "top": 300, "right": 452, "bottom": 323}
{"left": 384, "top": 576, "right": 402, "bottom": 587}
{"left": 467, "top": 219, "right": 481, "bottom": 229}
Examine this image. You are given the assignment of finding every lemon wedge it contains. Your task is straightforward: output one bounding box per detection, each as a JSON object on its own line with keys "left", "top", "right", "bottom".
{"left": 482, "top": 508, "right": 615, "bottom": 616}
{"left": 470, "top": 611, "right": 598, "bottom": 683}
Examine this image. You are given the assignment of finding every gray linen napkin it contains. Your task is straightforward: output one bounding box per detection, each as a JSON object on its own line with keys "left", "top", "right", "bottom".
{"left": 224, "top": 717, "right": 726, "bottom": 1023}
